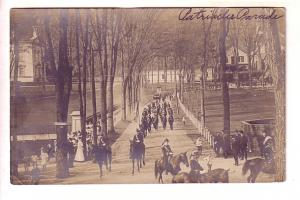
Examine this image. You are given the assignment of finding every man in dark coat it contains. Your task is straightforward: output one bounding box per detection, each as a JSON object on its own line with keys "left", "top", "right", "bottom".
{"left": 67, "top": 138, "right": 75, "bottom": 168}
{"left": 222, "top": 132, "right": 231, "bottom": 159}
{"left": 239, "top": 130, "right": 248, "bottom": 160}
{"left": 231, "top": 133, "right": 240, "bottom": 166}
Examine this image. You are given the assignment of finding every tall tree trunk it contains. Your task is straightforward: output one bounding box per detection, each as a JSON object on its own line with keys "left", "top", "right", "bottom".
{"left": 122, "top": 79, "right": 127, "bottom": 120}
{"left": 200, "top": 70, "right": 205, "bottom": 125}
{"left": 75, "top": 10, "right": 84, "bottom": 148}
{"left": 82, "top": 15, "right": 89, "bottom": 158}
{"left": 91, "top": 49, "right": 97, "bottom": 145}
{"left": 128, "top": 76, "right": 132, "bottom": 114}
{"left": 56, "top": 10, "right": 72, "bottom": 178}
{"left": 99, "top": 76, "right": 107, "bottom": 136}
{"left": 269, "top": 17, "right": 285, "bottom": 182}
{"left": 107, "top": 76, "right": 114, "bottom": 134}
{"left": 248, "top": 53, "right": 253, "bottom": 88}
{"left": 11, "top": 25, "right": 20, "bottom": 178}
{"left": 219, "top": 19, "right": 230, "bottom": 135}
{"left": 164, "top": 56, "right": 167, "bottom": 84}
{"left": 157, "top": 57, "right": 160, "bottom": 83}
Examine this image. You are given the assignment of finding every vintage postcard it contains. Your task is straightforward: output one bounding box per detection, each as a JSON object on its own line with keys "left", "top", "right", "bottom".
{"left": 10, "top": 7, "right": 285, "bottom": 184}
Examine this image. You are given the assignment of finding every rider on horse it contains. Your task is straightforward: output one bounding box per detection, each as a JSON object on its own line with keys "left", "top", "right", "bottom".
{"left": 161, "top": 138, "right": 173, "bottom": 165}
{"left": 98, "top": 135, "right": 107, "bottom": 147}
{"left": 133, "top": 129, "right": 143, "bottom": 145}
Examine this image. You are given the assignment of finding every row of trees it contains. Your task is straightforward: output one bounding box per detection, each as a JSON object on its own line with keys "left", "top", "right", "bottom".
{"left": 11, "top": 9, "right": 159, "bottom": 178}
{"left": 11, "top": 8, "right": 284, "bottom": 181}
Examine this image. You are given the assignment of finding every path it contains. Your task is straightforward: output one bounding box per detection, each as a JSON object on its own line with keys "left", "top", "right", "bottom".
{"left": 15, "top": 97, "right": 274, "bottom": 184}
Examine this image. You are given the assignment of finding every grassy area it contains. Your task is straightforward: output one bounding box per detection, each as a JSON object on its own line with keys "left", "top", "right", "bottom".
{"left": 182, "top": 88, "right": 275, "bottom": 134}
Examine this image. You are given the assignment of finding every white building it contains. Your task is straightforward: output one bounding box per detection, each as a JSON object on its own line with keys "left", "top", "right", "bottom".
{"left": 11, "top": 27, "right": 46, "bottom": 83}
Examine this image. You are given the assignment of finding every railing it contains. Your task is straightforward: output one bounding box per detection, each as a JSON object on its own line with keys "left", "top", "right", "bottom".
{"left": 178, "top": 97, "right": 214, "bottom": 147}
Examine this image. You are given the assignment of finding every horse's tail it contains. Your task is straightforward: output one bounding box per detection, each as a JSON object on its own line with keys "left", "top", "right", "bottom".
{"left": 242, "top": 160, "right": 251, "bottom": 175}
{"left": 154, "top": 160, "right": 158, "bottom": 179}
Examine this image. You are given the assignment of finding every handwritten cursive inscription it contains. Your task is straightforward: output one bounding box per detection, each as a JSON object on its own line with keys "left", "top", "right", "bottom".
{"left": 178, "top": 8, "right": 284, "bottom": 21}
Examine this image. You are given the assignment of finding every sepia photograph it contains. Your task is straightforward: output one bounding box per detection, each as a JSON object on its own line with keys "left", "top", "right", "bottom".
{"left": 9, "top": 7, "right": 285, "bottom": 185}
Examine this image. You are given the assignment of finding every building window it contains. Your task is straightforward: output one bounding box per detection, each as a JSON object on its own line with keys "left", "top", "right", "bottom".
{"left": 19, "top": 65, "right": 26, "bottom": 77}
{"left": 162, "top": 74, "right": 165, "bottom": 80}
{"left": 239, "top": 56, "right": 244, "bottom": 62}
{"left": 231, "top": 56, "right": 235, "bottom": 64}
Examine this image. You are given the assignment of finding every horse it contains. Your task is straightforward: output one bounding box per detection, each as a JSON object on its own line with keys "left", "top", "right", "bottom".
{"left": 199, "top": 168, "right": 230, "bottom": 183}
{"left": 242, "top": 157, "right": 275, "bottom": 183}
{"left": 129, "top": 140, "right": 145, "bottom": 175}
{"left": 172, "top": 159, "right": 204, "bottom": 183}
{"left": 154, "top": 152, "right": 189, "bottom": 183}
{"left": 94, "top": 145, "right": 112, "bottom": 178}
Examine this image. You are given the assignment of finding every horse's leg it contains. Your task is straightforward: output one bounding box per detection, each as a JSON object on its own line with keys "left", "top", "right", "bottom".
{"left": 109, "top": 153, "right": 112, "bottom": 172}
{"left": 137, "top": 159, "right": 140, "bottom": 172}
{"left": 143, "top": 150, "right": 145, "bottom": 166}
{"left": 105, "top": 154, "right": 109, "bottom": 171}
{"left": 132, "top": 159, "right": 134, "bottom": 175}
{"left": 98, "top": 163, "right": 103, "bottom": 178}
{"left": 251, "top": 170, "right": 259, "bottom": 183}
{"left": 160, "top": 171, "right": 164, "bottom": 184}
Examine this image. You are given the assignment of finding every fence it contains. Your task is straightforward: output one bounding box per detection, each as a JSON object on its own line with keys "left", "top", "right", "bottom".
{"left": 178, "top": 97, "right": 214, "bottom": 147}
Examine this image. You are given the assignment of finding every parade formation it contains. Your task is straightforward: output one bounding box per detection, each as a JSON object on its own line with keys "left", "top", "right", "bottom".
{"left": 10, "top": 7, "right": 284, "bottom": 184}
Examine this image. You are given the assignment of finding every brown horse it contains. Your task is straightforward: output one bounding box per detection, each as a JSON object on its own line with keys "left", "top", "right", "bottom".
{"left": 172, "top": 168, "right": 229, "bottom": 183}
{"left": 199, "top": 168, "right": 230, "bottom": 183}
{"left": 154, "top": 152, "right": 189, "bottom": 183}
{"left": 129, "top": 140, "right": 145, "bottom": 175}
{"left": 242, "top": 158, "right": 275, "bottom": 183}
{"left": 172, "top": 163, "right": 204, "bottom": 183}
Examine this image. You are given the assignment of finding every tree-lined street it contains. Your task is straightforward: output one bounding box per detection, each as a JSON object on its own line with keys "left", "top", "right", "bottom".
{"left": 10, "top": 8, "right": 285, "bottom": 183}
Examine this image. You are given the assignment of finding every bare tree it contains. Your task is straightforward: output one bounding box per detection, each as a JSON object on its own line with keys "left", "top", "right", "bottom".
{"left": 219, "top": 12, "right": 231, "bottom": 135}
{"left": 265, "top": 9, "right": 285, "bottom": 181}
{"left": 53, "top": 10, "right": 73, "bottom": 178}
{"left": 107, "top": 10, "right": 122, "bottom": 135}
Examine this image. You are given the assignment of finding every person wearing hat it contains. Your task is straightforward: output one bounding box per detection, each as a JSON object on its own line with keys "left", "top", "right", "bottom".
{"left": 133, "top": 129, "right": 142, "bottom": 145}
{"left": 239, "top": 130, "right": 248, "bottom": 160}
{"left": 231, "top": 132, "right": 240, "bottom": 166}
{"left": 195, "top": 137, "right": 203, "bottom": 155}
{"left": 189, "top": 150, "right": 203, "bottom": 178}
{"left": 262, "top": 132, "right": 274, "bottom": 163}
{"left": 98, "top": 134, "right": 107, "bottom": 147}
{"left": 161, "top": 138, "right": 173, "bottom": 163}
{"left": 161, "top": 138, "right": 173, "bottom": 166}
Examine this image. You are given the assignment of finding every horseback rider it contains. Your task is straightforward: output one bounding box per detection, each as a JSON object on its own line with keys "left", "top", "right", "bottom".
{"left": 133, "top": 129, "right": 142, "bottom": 145}
{"left": 161, "top": 138, "right": 173, "bottom": 164}
{"left": 98, "top": 134, "right": 107, "bottom": 148}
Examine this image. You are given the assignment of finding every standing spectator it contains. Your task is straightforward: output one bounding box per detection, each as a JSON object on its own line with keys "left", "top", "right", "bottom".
{"left": 40, "top": 147, "right": 48, "bottom": 170}
{"left": 47, "top": 143, "right": 52, "bottom": 161}
{"left": 231, "top": 133, "right": 240, "bottom": 166}
{"left": 213, "top": 132, "right": 221, "bottom": 157}
{"left": 239, "top": 130, "right": 248, "bottom": 160}
{"left": 74, "top": 137, "right": 85, "bottom": 162}
{"left": 195, "top": 137, "right": 203, "bottom": 155}
{"left": 203, "top": 154, "right": 213, "bottom": 172}
{"left": 67, "top": 138, "right": 75, "bottom": 167}
{"left": 222, "top": 131, "right": 231, "bottom": 159}
{"left": 182, "top": 116, "right": 186, "bottom": 126}
{"left": 31, "top": 165, "right": 41, "bottom": 185}
{"left": 262, "top": 132, "right": 274, "bottom": 162}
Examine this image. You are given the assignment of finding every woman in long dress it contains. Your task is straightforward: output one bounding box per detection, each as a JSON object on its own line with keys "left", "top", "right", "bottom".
{"left": 74, "top": 138, "right": 85, "bottom": 162}
{"left": 40, "top": 147, "right": 48, "bottom": 170}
